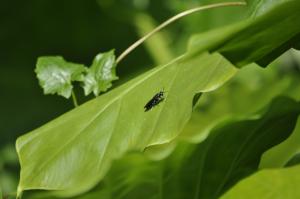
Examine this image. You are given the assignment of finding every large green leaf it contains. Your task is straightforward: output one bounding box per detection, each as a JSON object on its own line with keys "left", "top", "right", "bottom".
{"left": 16, "top": 52, "right": 237, "bottom": 197}
{"left": 53, "top": 97, "right": 300, "bottom": 199}
{"left": 189, "top": 0, "right": 300, "bottom": 67}
{"left": 260, "top": 116, "right": 300, "bottom": 168}
{"left": 221, "top": 165, "right": 300, "bottom": 199}
{"left": 35, "top": 57, "right": 86, "bottom": 98}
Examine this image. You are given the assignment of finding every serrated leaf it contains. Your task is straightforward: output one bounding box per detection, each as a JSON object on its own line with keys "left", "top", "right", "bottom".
{"left": 221, "top": 165, "right": 300, "bottom": 199}
{"left": 35, "top": 56, "right": 86, "bottom": 98}
{"left": 17, "top": 52, "right": 237, "bottom": 197}
{"left": 83, "top": 50, "right": 118, "bottom": 96}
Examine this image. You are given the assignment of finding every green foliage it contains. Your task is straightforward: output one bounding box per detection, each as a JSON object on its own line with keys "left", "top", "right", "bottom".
{"left": 83, "top": 50, "right": 118, "bottom": 96}
{"left": 36, "top": 57, "right": 86, "bottom": 98}
{"left": 15, "top": 0, "right": 300, "bottom": 198}
{"left": 221, "top": 164, "right": 300, "bottom": 199}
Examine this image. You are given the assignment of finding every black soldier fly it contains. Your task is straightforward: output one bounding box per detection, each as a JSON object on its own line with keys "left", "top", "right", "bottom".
{"left": 144, "top": 90, "right": 165, "bottom": 112}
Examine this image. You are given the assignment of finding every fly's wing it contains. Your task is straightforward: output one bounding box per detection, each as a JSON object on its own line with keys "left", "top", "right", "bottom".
{"left": 159, "top": 97, "right": 165, "bottom": 103}
{"left": 144, "top": 97, "right": 154, "bottom": 111}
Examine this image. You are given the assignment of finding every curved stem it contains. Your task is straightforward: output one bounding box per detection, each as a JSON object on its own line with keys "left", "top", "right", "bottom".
{"left": 116, "top": 1, "right": 246, "bottom": 64}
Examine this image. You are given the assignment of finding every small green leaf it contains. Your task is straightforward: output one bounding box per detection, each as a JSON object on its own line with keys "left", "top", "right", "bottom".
{"left": 83, "top": 50, "right": 118, "bottom": 96}
{"left": 35, "top": 56, "right": 86, "bottom": 98}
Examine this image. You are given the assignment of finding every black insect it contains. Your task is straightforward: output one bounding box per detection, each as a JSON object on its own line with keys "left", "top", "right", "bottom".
{"left": 144, "top": 90, "right": 165, "bottom": 112}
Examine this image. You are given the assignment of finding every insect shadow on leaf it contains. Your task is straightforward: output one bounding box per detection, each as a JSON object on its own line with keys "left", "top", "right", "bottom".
{"left": 144, "top": 89, "right": 166, "bottom": 112}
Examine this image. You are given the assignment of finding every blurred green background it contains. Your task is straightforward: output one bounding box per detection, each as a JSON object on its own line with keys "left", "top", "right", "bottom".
{"left": 2, "top": 0, "right": 299, "bottom": 197}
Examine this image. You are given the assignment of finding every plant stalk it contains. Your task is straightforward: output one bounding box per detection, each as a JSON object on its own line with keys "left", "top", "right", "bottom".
{"left": 71, "top": 90, "right": 79, "bottom": 107}
{"left": 116, "top": 1, "right": 246, "bottom": 64}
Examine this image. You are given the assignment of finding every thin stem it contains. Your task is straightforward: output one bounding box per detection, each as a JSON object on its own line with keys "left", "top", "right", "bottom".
{"left": 116, "top": 1, "right": 246, "bottom": 64}
{"left": 71, "top": 90, "right": 79, "bottom": 107}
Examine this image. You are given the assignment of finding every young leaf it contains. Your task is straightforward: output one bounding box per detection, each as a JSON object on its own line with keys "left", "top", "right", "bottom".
{"left": 35, "top": 56, "right": 86, "bottom": 98}
{"left": 83, "top": 50, "right": 118, "bottom": 96}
